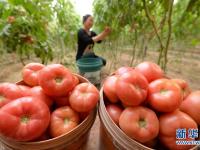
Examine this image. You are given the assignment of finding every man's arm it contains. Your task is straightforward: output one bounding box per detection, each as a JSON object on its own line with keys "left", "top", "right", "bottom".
{"left": 91, "top": 31, "right": 102, "bottom": 43}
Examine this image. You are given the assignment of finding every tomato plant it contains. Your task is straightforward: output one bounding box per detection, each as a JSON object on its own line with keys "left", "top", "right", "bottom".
{"left": 93, "top": 0, "right": 200, "bottom": 70}
{"left": 0, "top": 0, "right": 80, "bottom": 64}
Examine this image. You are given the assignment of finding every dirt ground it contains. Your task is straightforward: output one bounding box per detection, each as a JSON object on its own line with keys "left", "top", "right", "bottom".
{"left": 98, "top": 46, "right": 200, "bottom": 90}
{"left": 1, "top": 46, "right": 200, "bottom": 89}
{"left": 0, "top": 47, "right": 199, "bottom": 149}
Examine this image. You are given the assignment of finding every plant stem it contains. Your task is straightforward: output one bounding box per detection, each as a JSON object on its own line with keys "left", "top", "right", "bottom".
{"left": 130, "top": 29, "right": 137, "bottom": 66}
{"left": 142, "top": 0, "right": 165, "bottom": 65}
{"left": 163, "top": 0, "right": 174, "bottom": 71}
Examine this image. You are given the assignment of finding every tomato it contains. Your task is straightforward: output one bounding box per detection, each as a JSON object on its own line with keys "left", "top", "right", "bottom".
{"left": 38, "top": 64, "right": 75, "bottom": 97}
{"left": 79, "top": 112, "right": 90, "bottom": 121}
{"left": 50, "top": 106, "right": 80, "bottom": 138}
{"left": 23, "top": 35, "right": 34, "bottom": 44}
{"left": 0, "top": 97, "right": 50, "bottom": 141}
{"left": 0, "top": 83, "right": 24, "bottom": 108}
{"left": 18, "top": 85, "right": 31, "bottom": 93}
{"left": 159, "top": 110, "right": 197, "bottom": 150}
{"left": 7, "top": 16, "right": 15, "bottom": 24}
{"left": 148, "top": 79, "right": 182, "bottom": 112}
{"left": 73, "top": 75, "right": 79, "bottom": 87}
{"left": 106, "top": 104, "right": 123, "bottom": 125}
{"left": 29, "top": 86, "right": 53, "bottom": 107}
{"left": 69, "top": 83, "right": 99, "bottom": 112}
{"left": 119, "top": 106, "right": 159, "bottom": 143}
{"left": 180, "top": 91, "right": 200, "bottom": 125}
{"left": 54, "top": 95, "right": 70, "bottom": 108}
{"left": 114, "top": 66, "right": 134, "bottom": 75}
{"left": 135, "top": 61, "right": 164, "bottom": 83}
{"left": 17, "top": 85, "right": 53, "bottom": 107}
{"left": 171, "top": 79, "right": 190, "bottom": 99}
{"left": 35, "top": 131, "right": 50, "bottom": 141}
{"left": 116, "top": 70, "right": 148, "bottom": 106}
{"left": 143, "top": 138, "right": 158, "bottom": 149}
{"left": 22, "top": 63, "right": 45, "bottom": 86}
{"left": 103, "top": 75, "right": 119, "bottom": 103}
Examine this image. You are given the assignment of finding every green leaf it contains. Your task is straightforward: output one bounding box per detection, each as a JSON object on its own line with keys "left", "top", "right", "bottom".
{"left": 8, "top": 0, "right": 23, "bottom": 5}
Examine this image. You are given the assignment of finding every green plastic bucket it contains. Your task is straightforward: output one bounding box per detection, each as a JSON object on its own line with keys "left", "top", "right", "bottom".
{"left": 76, "top": 58, "right": 103, "bottom": 85}
{"left": 76, "top": 58, "right": 103, "bottom": 73}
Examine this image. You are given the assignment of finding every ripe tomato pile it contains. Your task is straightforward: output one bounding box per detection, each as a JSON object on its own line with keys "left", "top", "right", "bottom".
{"left": 103, "top": 61, "right": 199, "bottom": 150}
{"left": 0, "top": 63, "right": 99, "bottom": 141}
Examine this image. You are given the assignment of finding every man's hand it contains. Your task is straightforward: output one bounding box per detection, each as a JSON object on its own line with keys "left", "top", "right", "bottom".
{"left": 104, "top": 26, "right": 111, "bottom": 34}
{"left": 92, "top": 26, "right": 111, "bottom": 42}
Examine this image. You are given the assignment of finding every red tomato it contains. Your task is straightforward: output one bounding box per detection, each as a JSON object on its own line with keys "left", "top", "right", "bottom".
{"left": 54, "top": 95, "right": 70, "bottom": 108}
{"left": 79, "top": 112, "right": 90, "bottom": 121}
{"left": 18, "top": 85, "right": 31, "bottom": 93}
{"left": 29, "top": 86, "right": 53, "bottom": 107}
{"left": 38, "top": 64, "right": 75, "bottom": 97}
{"left": 114, "top": 66, "right": 134, "bottom": 75}
{"left": 116, "top": 70, "right": 148, "bottom": 106}
{"left": 171, "top": 79, "right": 190, "bottom": 99}
{"left": 0, "top": 97, "right": 50, "bottom": 141}
{"left": 180, "top": 91, "right": 200, "bottom": 125}
{"left": 119, "top": 106, "right": 159, "bottom": 143}
{"left": 73, "top": 75, "right": 79, "bottom": 87}
{"left": 22, "top": 63, "right": 45, "bottom": 86}
{"left": 0, "top": 83, "right": 24, "bottom": 108}
{"left": 148, "top": 79, "right": 182, "bottom": 112}
{"left": 135, "top": 61, "right": 164, "bottom": 83}
{"left": 106, "top": 104, "right": 123, "bottom": 125}
{"left": 103, "top": 75, "right": 119, "bottom": 103}
{"left": 23, "top": 35, "right": 34, "bottom": 44}
{"left": 7, "top": 16, "right": 15, "bottom": 24}
{"left": 35, "top": 131, "right": 50, "bottom": 141}
{"left": 143, "top": 138, "right": 158, "bottom": 149}
{"left": 69, "top": 83, "right": 99, "bottom": 112}
{"left": 18, "top": 85, "right": 52, "bottom": 107}
{"left": 159, "top": 110, "right": 197, "bottom": 150}
{"left": 17, "top": 85, "right": 32, "bottom": 98}
{"left": 50, "top": 106, "right": 80, "bottom": 138}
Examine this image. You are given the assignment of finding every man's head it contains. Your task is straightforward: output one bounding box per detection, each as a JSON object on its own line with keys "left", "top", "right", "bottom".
{"left": 83, "top": 14, "right": 93, "bottom": 30}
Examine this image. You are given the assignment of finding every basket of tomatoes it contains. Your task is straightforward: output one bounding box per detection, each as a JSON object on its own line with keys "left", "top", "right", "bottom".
{"left": 0, "top": 63, "right": 99, "bottom": 150}
{"left": 99, "top": 61, "right": 199, "bottom": 150}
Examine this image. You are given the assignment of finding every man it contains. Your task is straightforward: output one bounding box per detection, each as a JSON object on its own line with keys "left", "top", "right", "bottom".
{"left": 76, "top": 14, "right": 111, "bottom": 65}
